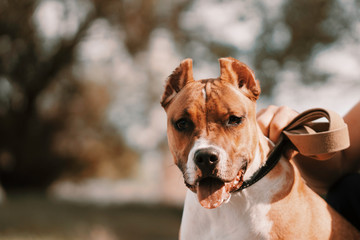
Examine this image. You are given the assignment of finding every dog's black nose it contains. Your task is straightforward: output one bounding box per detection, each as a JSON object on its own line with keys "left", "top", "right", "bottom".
{"left": 194, "top": 148, "right": 220, "bottom": 173}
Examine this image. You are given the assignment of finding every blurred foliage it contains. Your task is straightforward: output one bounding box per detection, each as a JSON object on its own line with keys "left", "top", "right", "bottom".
{"left": 0, "top": 0, "right": 358, "bottom": 190}
{"left": 0, "top": 0, "right": 143, "bottom": 190}
{"left": 253, "top": 0, "right": 355, "bottom": 92}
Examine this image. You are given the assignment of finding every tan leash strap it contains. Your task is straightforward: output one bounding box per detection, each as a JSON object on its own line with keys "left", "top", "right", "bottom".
{"left": 282, "top": 108, "right": 350, "bottom": 156}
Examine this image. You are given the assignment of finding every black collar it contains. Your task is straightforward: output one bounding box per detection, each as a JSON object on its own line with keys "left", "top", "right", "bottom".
{"left": 235, "top": 139, "right": 286, "bottom": 192}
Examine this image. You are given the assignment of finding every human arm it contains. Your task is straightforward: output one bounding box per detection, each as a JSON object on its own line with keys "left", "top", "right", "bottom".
{"left": 257, "top": 102, "right": 360, "bottom": 195}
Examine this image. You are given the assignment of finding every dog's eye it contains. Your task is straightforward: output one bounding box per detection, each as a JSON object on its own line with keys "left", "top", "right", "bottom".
{"left": 175, "top": 118, "right": 191, "bottom": 131}
{"left": 227, "top": 115, "right": 244, "bottom": 126}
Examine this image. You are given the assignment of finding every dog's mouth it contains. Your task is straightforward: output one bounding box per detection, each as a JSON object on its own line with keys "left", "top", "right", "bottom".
{"left": 185, "top": 165, "right": 247, "bottom": 209}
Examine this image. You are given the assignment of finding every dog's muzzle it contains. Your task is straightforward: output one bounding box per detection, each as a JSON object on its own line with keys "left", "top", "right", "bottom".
{"left": 185, "top": 151, "right": 248, "bottom": 209}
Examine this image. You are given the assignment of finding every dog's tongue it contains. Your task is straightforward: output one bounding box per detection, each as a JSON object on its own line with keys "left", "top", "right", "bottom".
{"left": 197, "top": 178, "right": 229, "bottom": 209}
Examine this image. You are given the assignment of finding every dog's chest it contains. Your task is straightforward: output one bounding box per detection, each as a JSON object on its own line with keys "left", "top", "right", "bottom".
{"left": 180, "top": 189, "right": 273, "bottom": 240}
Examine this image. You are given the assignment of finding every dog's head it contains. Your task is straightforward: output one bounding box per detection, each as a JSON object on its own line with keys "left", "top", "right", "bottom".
{"left": 161, "top": 57, "right": 261, "bottom": 209}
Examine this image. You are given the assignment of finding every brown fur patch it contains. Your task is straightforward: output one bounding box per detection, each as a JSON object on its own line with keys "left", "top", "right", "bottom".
{"left": 269, "top": 162, "right": 360, "bottom": 239}
{"left": 269, "top": 161, "right": 294, "bottom": 203}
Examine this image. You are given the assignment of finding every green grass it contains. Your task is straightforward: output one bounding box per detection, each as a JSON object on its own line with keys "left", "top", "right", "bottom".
{"left": 0, "top": 193, "right": 182, "bottom": 240}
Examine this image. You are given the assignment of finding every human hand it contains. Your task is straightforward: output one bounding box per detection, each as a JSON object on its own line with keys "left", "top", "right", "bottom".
{"left": 257, "top": 105, "right": 298, "bottom": 143}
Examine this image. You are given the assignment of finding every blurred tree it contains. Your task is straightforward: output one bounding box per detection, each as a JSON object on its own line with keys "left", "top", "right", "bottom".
{"left": 0, "top": 0, "right": 138, "bottom": 190}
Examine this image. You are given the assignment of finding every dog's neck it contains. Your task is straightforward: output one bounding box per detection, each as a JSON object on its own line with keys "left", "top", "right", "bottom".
{"left": 243, "top": 125, "right": 275, "bottom": 182}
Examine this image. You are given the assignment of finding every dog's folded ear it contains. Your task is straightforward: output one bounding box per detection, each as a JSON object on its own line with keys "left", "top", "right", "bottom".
{"left": 219, "top": 57, "right": 260, "bottom": 101}
{"left": 161, "top": 58, "right": 195, "bottom": 108}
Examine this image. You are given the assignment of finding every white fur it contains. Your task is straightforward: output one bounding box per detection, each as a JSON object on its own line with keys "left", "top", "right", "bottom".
{"left": 202, "top": 87, "right": 207, "bottom": 101}
{"left": 243, "top": 146, "right": 262, "bottom": 181}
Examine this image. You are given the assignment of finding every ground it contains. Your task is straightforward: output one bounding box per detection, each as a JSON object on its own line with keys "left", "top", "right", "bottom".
{"left": 0, "top": 193, "right": 182, "bottom": 240}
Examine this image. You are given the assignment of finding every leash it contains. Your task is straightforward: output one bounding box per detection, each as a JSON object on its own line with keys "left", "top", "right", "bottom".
{"left": 235, "top": 108, "right": 350, "bottom": 191}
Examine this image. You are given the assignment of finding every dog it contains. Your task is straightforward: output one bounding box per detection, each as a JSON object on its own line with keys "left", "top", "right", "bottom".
{"left": 161, "top": 57, "right": 360, "bottom": 239}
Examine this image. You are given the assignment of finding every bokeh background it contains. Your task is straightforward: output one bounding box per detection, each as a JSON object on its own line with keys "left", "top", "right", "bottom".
{"left": 0, "top": 0, "right": 359, "bottom": 239}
